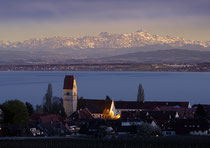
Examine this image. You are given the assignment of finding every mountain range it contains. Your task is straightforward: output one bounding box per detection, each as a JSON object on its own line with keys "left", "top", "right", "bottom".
{"left": 0, "top": 30, "right": 210, "bottom": 64}
{"left": 1, "top": 30, "right": 210, "bottom": 50}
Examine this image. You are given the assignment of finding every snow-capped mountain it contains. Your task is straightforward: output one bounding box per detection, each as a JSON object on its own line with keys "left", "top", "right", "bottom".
{"left": 0, "top": 30, "right": 210, "bottom": 65}
{"left": 1, "top": 30, "right": 210, "bottom": 50}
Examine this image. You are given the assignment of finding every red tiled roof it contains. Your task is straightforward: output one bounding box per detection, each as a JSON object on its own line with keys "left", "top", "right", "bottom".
{"left": 148, "top": 111, "right": 177, "bottom": 121}
{"left": 143, "top": 101, "right": 190, "bottom": 109}
{"left": 40, "top": 114, "right": 63, "bottom": 124}
{"left": 63, "top": 75, "right": 74, "bottom": 89}
{"left": 121, "top": 111, "right": 147, "bottom": 120}
{"left": 77, "top": 99, "right": 112, "bottom": 114}
{"left": 115, "top": 101, "right": 143, "bottom": 109}
{"left": 157, "top": 106, "right": 195, "bottom": 119}
{"left": 114, "top": 101, "right": 190, "bottom": 110}
{"left": 70, "top": 108, "right": 94, "bottom": 120}
{"left": 120, "top": 110, "right": 178, "bottom": 123}
{"left": 30, "top": 114, "right": 63, "bottom": 124}
{"left": 30, "top": 113, "right": 47, "bottom": 121}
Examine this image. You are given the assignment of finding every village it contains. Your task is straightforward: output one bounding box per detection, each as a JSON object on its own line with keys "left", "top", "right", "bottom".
{"left": 0, "top": 75, "right": 210, "bottom": 138}
{"left": 0, "top": 63, "right": 210, "bottom": 72}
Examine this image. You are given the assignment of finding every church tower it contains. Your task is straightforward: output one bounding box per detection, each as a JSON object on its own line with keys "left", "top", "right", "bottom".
{"left": 63, "top": 75, "right": 77, "bottom": 117}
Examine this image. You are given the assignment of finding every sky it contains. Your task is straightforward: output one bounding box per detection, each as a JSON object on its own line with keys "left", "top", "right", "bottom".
{"left": 0, "top": 0, "right": 210, "bottom": 42}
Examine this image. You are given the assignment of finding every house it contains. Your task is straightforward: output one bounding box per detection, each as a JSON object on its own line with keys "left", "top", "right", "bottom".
{"left": 120, "top": 111, "right": 144, "bottom": 126}
{"left": 79, "top": 119, "right": 108, "bottom": 136}
{"left": 161, "top": 121, "right": 176, "bottom": 136}
{"left": 30, "top": 114, "right": 63, "bottom": 124}
{"left": 69, "top": 108, "right": 94, "bottom": 127}
{"left": 121, "top": 110, "right": 178, "bottom": 125}
{"left": 120, "top": 110, "right": 180, "bottom": 136}
{"left": 63, "top": 75, "right": 77, "bottom": 117}
{"left": 175, "top": 119, "right": 210, "bottom": 135}
{"left": 70, "top": 108, "right": 94, "bottom": 121}
{"left": 39, "top": 114, "right": 63, "bottom": 124}
{"left": 77, "top": 98, "right": 118, "bottom": 119}
{"left": 115, "top": 101, "right": 143, "bottom": 115}
{"left": 30, "top": 114, "right": 69, "bottom": 136}
{"left": 147, "top": 111, "right": 179, "bottom": 129}
{"left": 114, "top": 100, "right": 190, "bottom": 116}
{"left": 155, "top": 106, "right": 196, "bottom": 119}
{"left": 142, "top": 101, "right": 191, "bottom": 110}
{"left": 118, "top": 111, "right": 165, "bottom": 135}
{"left": 120, "top": 111, "right": 148, "bottom": 121}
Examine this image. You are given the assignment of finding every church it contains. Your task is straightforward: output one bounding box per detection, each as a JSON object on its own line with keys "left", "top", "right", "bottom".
{"left": 63, "top": 75, "right": 118, "bottom": 119}
{"left": 63, "top": 75, "right": 78, "bottom": 117}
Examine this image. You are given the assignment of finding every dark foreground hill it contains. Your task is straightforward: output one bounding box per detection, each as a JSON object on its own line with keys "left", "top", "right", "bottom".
{"left": 1, "top": 48, "right": 210, "bottom": 65}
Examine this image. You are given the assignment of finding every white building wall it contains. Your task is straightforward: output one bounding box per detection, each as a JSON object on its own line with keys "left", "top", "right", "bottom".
{"left": 190, "top": 130, "right": 208, "bottom": 135}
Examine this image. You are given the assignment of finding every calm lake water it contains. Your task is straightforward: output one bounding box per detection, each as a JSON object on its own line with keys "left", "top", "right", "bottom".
{"left": 0, "top": 71, "right": 210, "bottom": 106}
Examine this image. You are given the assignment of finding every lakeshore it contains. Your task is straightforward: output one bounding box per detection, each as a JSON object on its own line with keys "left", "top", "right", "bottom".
{"left": 0, "top": 63, "right": 210, "bottom": 72}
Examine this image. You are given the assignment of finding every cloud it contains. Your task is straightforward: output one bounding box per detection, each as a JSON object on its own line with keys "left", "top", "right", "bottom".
{"left": 0, "top": 0, "right": 210, "bottom": 41}
{"left": 0, "top": 0, "right": 209, "bottom": 21}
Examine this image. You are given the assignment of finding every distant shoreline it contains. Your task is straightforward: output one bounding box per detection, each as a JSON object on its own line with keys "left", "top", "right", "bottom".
{"left": 0, "top": 63, "right": 209, "bottom": 72}
{"left": 0, "top": 70, "right": 210, "bottom": 73}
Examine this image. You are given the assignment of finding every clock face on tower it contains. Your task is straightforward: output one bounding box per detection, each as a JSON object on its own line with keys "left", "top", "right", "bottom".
{"left": 65, "top": 92, "right": 72, "bottom": 96}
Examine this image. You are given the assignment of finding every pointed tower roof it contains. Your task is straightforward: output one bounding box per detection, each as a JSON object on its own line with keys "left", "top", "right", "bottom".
{"left": 63, "top": 75, "right": 75, "bottom": 89}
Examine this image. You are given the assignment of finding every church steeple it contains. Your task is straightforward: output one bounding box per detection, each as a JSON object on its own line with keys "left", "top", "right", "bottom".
{"left": 63, "top": 75, "right": 77, "bottom": 117}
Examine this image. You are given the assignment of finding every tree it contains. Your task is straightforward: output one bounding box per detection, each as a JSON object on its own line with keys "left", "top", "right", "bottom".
{"left": 0, "top": 100, "right": 29, "bottom": 126}
{"left": 106, "top": 96, "right": 111, "bottom": 100}
{"left": 79, "top": 96, "right": 84, "bottom": 100}
{"left": 194, "top": 104, "right": 207, "bottom": 119}
{"left": 137, "top": 123, "right": 161, "bottom": 136}
{"left": 25, "top": 102, "right": 34, "bottom": 116}
{"left": 35, "top": 104, "right": 42, "bottom": 113}
{"left": 43, "top": 83, "right": 53, "bottom": 113}
{"left": 137, "top": 83, "right": 144, "bottom": 102}
{"left": 51, "top": 96, "right": 66, "bottom": 118}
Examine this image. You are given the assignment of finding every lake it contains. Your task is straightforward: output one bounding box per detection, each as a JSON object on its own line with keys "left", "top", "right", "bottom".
{"left": 0, "top": 71, "right": 210, "bottom": 106}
